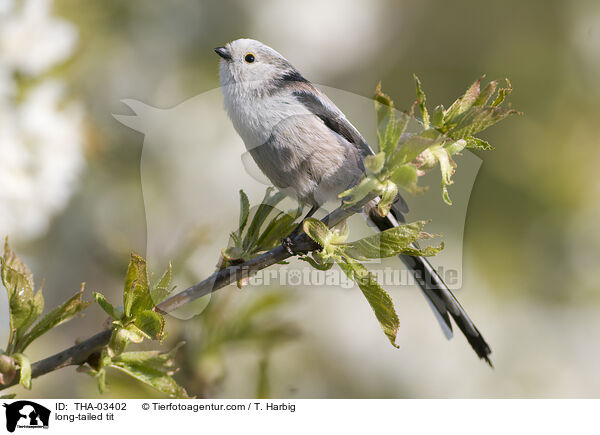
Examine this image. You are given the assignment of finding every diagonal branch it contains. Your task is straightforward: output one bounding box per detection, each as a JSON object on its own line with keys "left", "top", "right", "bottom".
{"left": 0, "top": 197, "right": 371, "bottom": 392}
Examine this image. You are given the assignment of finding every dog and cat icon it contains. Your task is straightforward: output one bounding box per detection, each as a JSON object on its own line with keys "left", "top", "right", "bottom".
{"left": 3, "top": 401, "right": 50, "bottom": 432}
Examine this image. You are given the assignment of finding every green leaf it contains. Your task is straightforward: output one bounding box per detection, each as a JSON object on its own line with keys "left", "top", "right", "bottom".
{"left": 374, "top": 83, "right": 401, "bottom": 157}
{"left": 243, "top": 188, "right": 286, "bottom": 250}
{"left": 0, "top": 394, "right": 16, "bottom": 399}
{"left": 123, "top": 253, "right": 151, "bottom": 318}
{"left": 124, "top": 324, "right": 149, "bottom": 343}
{"left": 338, "top": 176, "right": 381, "bottom": 207}
{"left": 474, "top": 80, "right": 499, "bottom": 106}
{"left": 338, "top": 260, "right": 400, "bottom": 348}
{"left": 432, "top": 105, "right": 445, "bottom": 128}
{"left": 302, "top": 218, "right": 333, "bottom": 251}
{"left": 12, "top": 353, "right": 31, "bottom": 390}
{"left": 447, "top": 105, "right": 518, "bottom": 139}
{"left": 151, "top": 263, "right": 173, "bottom": 304}
{"left": 413, "top": 74, "right": 430, "bottom": 129}
{"left": 134, "top": 310, "right": 165, "bottom": 340}
{"left": 108, "top": 324, "right": 148, "bottom": 357}
{"left": 303, "top": 217, "right": 442, "bottom": 273}
{"left": 1, "top": 239, "right": 44, "bottom": 353}
{"left": 364, "top": 152, "right": 386, "bottom": 175}
{"left": 377, "top": 180, "right": 398, "bottom": 217}
{"left": 16, "top": 290, "right": 44, "bottom": 346}
{"left": 392, "top": 130, "right": 440, "bottom": 166}
{"left": 17, "top": 284, "right": 92, "bottom": 352}
{"left": 110, "top": 344, "right": 188, "bottom": 398}
{"left": 465, "top": 136, "right": 494, "bottom": 151}
{"left": 303, "top": 220, "right": 351, "bottom": 268}
{"left": 374, "top": 81, "right": 393, "bottom": 109}
{"left": 389, "top": 164, "right": 421, "bottom": 194}
{"left": 303, "top": 218, "right": 442, "bottom": 262}
{"left": 341, "top": 221, "right": 441, "bottom": 259}
{"left": 255, "top": 208, "right": 302, "bottom": 251}
{"left": 445, "top": 138, "right": 467, "bottom": 156}
{"left": 329, "top": 221, "right": 350, "bottom": 245}
{"left": 444, "top": 76, "right": 483, "bottom": 123}
{"left": 238, "top": 189, "right": 250, "bottom": 235}
{"left": 97, "top": 367, "right": 107, "bottom": 393}
{"left": 399, "top": 243, "right": 445, "bottom": 257}
{"left": 94, "top": 292, "right": 121, "bottom": 319}
{"left": 430, "top": 145, "right": 456, "bottom": 205}
{"left": 491, "top": 79, "right": 512, "bottom": 106}
{"left": 1, "top": 239, "right": 34, "bottom": 300}
{"left": 107, "top": 329, "right": 128, "bottom": 357}
{"left": 298, "top": 253, "right": 335, "bottom": 271}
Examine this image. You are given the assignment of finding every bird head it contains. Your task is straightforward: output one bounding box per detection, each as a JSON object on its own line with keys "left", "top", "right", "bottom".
{"left": 215, "top": 38, "right": 302, "bottom": 94}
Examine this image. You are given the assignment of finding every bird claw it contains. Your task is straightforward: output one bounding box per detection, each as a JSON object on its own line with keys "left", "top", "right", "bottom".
{"left": 281, "top": 236, "right": 298, "bottom": 256}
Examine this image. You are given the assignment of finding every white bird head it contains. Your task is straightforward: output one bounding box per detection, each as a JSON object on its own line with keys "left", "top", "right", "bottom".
{"left": 215, "top": 38, "right": 304, "bottom": 95}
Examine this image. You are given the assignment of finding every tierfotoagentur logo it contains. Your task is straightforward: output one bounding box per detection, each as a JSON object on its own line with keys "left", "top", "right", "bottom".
{"left": 2, "top": 400, "right": 50, "bottom": 432}
{"left": 242, "top": 264, "right": 459, "bottom": 288}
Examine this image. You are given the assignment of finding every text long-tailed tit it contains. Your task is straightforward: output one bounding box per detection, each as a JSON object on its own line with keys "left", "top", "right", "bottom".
{"left": 215, "top": 38, "right": 491, "bottom": 364}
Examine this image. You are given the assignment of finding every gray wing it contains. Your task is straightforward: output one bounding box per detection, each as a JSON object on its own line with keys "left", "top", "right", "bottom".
{"left": 291, "top": 86, "right": 375, "bottom": 159}
{"left": 292, "top": 83, "right": 409, "bottom": 214}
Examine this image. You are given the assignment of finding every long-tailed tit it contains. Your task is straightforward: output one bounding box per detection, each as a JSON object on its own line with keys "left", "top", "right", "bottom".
{"left": 215, "top": 38, "right": 491, "bottom": 364}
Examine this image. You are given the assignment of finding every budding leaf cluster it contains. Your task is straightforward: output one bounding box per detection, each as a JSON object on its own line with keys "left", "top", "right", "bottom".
{"left": 340, "top": 76, "right": 518, "bottom": 209}
{"left": 0, "top": 239, "right": 91, "bottom": 390}
{"left": 220, "top": 188, "right": 302, "bottom": 282}
{"left": 87, "top": 254, "right": 187, "bottom": 398}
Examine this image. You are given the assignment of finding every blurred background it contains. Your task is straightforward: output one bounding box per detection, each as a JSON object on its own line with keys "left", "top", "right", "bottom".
{"left": 1, "top": 0, "right": 600, "bottom": 398}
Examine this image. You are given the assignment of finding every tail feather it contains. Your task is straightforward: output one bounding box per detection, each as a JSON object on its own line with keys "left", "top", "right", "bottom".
{"left": 399, "top": 253, "right": 492, "bottom": 366}
{"left": 366, "top": 202, "right": 493, "bottom": 366}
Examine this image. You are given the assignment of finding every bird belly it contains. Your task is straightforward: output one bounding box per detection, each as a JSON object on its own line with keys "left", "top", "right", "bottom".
{"left": 226, "top": 95, "right": 364, "bottom": 206}
{"left": 248, "top": 115, "right": 364, "bottom": 206}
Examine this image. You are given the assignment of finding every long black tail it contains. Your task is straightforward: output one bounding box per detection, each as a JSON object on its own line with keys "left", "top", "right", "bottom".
{"left": 367, "top": 204, "right": 492, "bottom": 366}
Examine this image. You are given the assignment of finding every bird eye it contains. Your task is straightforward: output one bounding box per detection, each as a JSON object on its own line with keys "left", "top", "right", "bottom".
{"left": 244, "top": 53, "right": 255, "bottom": 63}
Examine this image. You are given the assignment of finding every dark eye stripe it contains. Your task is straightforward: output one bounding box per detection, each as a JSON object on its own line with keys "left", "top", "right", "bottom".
{"left": 244, "top": 53, "right": 255, "bottom": 63}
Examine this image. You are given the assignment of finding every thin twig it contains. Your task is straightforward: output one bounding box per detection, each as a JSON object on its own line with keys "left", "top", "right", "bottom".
{"left": 154, "top": 200, "right": 365, "bottom": 313}
{"left": 0, "top": 197, "right": 371, "bottom": 392}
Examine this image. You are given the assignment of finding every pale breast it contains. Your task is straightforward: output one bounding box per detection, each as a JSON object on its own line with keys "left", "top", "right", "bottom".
{"left": 224, "top": 90, "right": 364, "bottom": 206}
{"left": 225, "top": 91, "right": 311, "bottom": 149}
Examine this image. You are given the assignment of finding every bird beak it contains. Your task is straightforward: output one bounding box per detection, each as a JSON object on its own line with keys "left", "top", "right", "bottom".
{"left": 214, "top": 46, "right": 232, "bottom": 61}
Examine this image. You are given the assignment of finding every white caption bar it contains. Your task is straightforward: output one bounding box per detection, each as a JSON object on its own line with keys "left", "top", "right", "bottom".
{"left": 0, "top": 399, "right": 595, "bottom": 434}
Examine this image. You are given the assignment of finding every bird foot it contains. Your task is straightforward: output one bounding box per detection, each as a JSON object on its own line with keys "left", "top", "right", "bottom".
{"left": 281, "top": 236, "right": 299, "bottom": 256}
